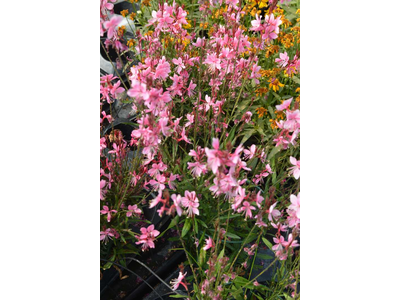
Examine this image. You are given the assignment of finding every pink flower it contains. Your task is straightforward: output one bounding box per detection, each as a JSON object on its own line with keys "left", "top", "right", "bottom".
{"left": 170, "top": 272, "right": 188, "bottom": 290}
{"left": 272, "top": 236, "right": 285, "bottom": 251}
{"left": 172, "top": 57, "right": 185, "bottom": 74}
{"left": 154, "top": 56, "right": 171, "bottom": 80}
{"left": 103, "top": 15, "right": 123, "bottom": 39}
{"left": 203, "top": 237, "right": 215, "bottom": 251}
{"left": 149, "top": 192, "right": 164, "bottom": 209}
{"left": 267, "top": 202, "right": 281, "bottom": 222}
{"left": 243, "top": 145, "right": 257, "bottom": 160}
{"left": 204, "top": 53, "right": 221, "bottom": 73}
{"left": 126, "top": 205, "right": 142, "bottom": 217}
{"left": 250, "top": 14, "right": 263, "bottom": 31}
{"left": 288, "top": 156, "right": 300, "bottom": 179}
{"left": 187, "top": 161, "right": 207, "bottom": 177}
{"left": 205, "top": 138, "right": 222, "bottom": 174}
{"left": 187, "top": 80, "right": 197, "bottom": 97}
{"left": 171, "top": 194, "right": 183, "bottom": 216}
{"left": 276, "top": 98, "right": 293, "bottom": 111}
{"left": 148, "top": 162, "right": 167, "bottom": 177}
{"left": 275, "top": 52, "right": 290, "bottom": 68}
{"left": 232, "top": 186, "right": 246, "bottom": 211}
{"left": 100, "top": 228, "right": 119, "bottom": 244}
{"left": 100, "top": 205, "right": 117, "bottom": 222}
{"left": 135, "top": 224, "right": 160, "bottom": 251}
{"left": 288, "top": 193, "right": 300, "bottom": 219}
{"left": 181, "top": 190, "right": 200, "bottom": 217}
{"left": 239, "top": 201, "right": 256, "bottom": 220}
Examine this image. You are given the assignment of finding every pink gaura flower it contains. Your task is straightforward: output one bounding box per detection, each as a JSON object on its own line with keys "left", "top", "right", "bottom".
{"left": 103, "top": 15, "right": 123, "bottom": 39}
{"left": 204, "top": 53, "right": 221, "bottom": 73}
{"left": 149, "top": 192, "right": 164, "bottom": 209}
{"left": 205, "top": 138, "right": 223, "bottom": 174}
{"left": 148, "top": 162, "right": 167, "bottom": 177}
{"left": 154, "top": 56, "right": 171, "bottom": 80}
{"left": 171, "top": 194, "right": 183, "bottom": 216}
{"left": 203, "top": 237, "right": 215, "bottom": 251}
{"left": 250, "top": 14, "right": 263, "bottom": 31}
{"left": 272, "top": 235, "right": 285, "bottom": 251}
{"left": 126, "top": 205, "right": 142, "bottom": 217}
{"left": 267, "top": 202, "right": 281, "bottom": 222}
{"left": 288, "top": 193, "right": 300, "bottom": 219}
{"left": 187, "top": 161, "right": 207, "bottom": 177}
{"left": 288, "top": 156, "right": 300, "bottom": 180}
{"left": 172, "top": 57, "right": 185, "bottom": 74}
{"left": 100, "top": 205, "right": 117, "bottom": 222}
{"left": 170, "top": 272, "right": 188, "bottom": 290}
{"left": 135, "top": 224, "right": 160, "bottom": 251}
{"left": 238, "top": 201, "right": 256, "bottom": 220}
{"left": 276, "top": 98, "right": 292, "bottom": 111}
{"left": 181, "top": 190, "right": 200, "bottom": 217}
{"left": 275, "top": 52, "right": 290, "bottom": 68}
{"left": 243, "top": 144, "right": 257, "bottom": 160}
{"left": 187, "top": 80, "right": 197, "bottom": 97}
{"left": 100, "top": 228, "right": 119, "bottom": 243}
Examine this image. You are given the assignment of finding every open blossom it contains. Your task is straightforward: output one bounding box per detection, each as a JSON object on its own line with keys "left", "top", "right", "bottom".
{"left": 100, "top": 228, "right": 119, "bottom": 243}
{"left": 187, "top": 161, "right": 207, "bottom": 177}
{"left": 204, "top": 53, "right": 221, "bottom": 72}
{"left": 172, "top": 57, "right": 185, "bottom": 74}
{"left": 205, "top": 138, "right": 222, "bottom": 174}
{"left": 250, "top": 14, "right": 263, "bottom": 31}
{"left": 126, "top": 205, "right": 142, "bottom": 217}
{"left": 171, "top": 194, "right": 183, "bottom": 216}
{"left": 103, "top": 15, "right": 122, "bottom": 39}
{"left": 135, "top": 224, "right": 160, "bottom": 251}
{"left": 154, "top": 56, "right": 171, "bottom": 80}
{"left": 170, "top": 272, "right": 188, "bottom": 291}
{"left": 288, "top": 156, "right": 300, "bottom": 179}
{"left": 276, "top": 98, "right": 293, "bottom": 111}
{"left": 100, "top": 205, "right": 117, "bottom": 222}
{"left": 238, "top": 201, "right": 256, "bottom": 220}
{"left": 181, "top": 190, "right": 200, "bottom": 217}
{"left": 203, "top": 237, "right": 215, "bottom": 251}
{"left": 275, "top": 52, "right": 290, "bottom": 68}
{"left": 288, "top": 193, "right": 300, "bottom": 219}
{"left": 268, "top": 202, "right": 281, "bottom": 222}
{"left": 243, "top": 145, "right": 257, "bottom": 160}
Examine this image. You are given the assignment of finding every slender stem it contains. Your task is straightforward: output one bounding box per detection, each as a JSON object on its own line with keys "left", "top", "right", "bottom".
{"left": 101, "top": 42, "right": 129, "bottom": 90}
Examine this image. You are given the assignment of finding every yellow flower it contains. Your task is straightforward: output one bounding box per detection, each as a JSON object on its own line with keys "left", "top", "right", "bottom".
{"left": 117, "top": 25, "right": 126, "bottom": 37}
{"left": 255, "top": 87, "right": 269, "bottom": 96}
{"left": 183, "top": 19, "right": 191, "bottom": 29}
{"left": 129, "top": 12, "right": 136, "bottom": 21}
{"left": 269, "top": 119, "right": 278, "bottom": 129}
{"left": 127, "top": 39, "right": 135, "bottom": 48}
{"left": 121, "top": 9, "right": 129, "bottom": 17}
{"left": 269, "top": 78, "right": 284, "bottom": 92}
{"left": 256, "top": 107, "right": 268, "bottom": 118}
{"left": 141, "top": 0, "right": 150, "bottom": 6}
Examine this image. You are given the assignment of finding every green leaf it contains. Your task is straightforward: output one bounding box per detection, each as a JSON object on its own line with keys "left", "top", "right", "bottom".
{"left": 292, "top": 76, "right": 300, "bottom": 84}
{"left": 268, "top": 106, "right": 276, "bottom": 119}
{"left": 240, "top": 129, "right": 256, "bottom": 145}
{"left": 194, "top": 218, "right": 199, "bottom": 234}
{"left": 272, "top": 92, "right": 281, "bottom": 100}
{"left": 257, "top": 253, "right": 274, "bottom": 260}
{"left": 197, "top": 219, "right": 208, "bottom": 228}
{"left": 262, "top": 237, "right": 273, "bottom": 249}
{"left": 182, "top": 218, "right": 191, "bottom": 238}
{"left": 166, "top": 215, "right": 180, "bottom": 230}
{"left": 268, "top": 147, "right": 280, "bottom": 160}
{"left": 225, "top": 232, "right": 241, "bottom": 240}
{"left": 169, "top": 295, "right": 188, "bottom": 298}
